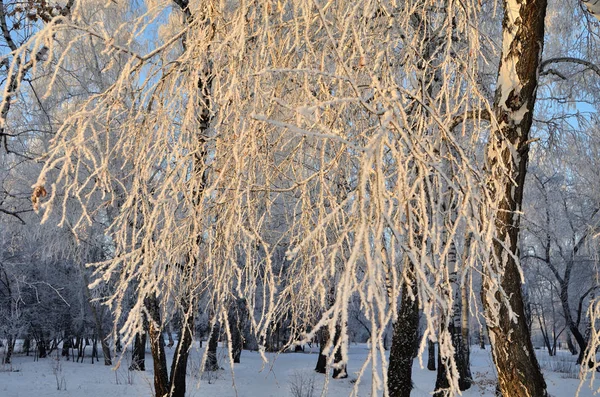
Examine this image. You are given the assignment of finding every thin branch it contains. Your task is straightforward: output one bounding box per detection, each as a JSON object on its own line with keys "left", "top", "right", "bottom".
{"left": 449, "top": 109, "right": 491, "bottom": 131}
{"left": 540, "top": 57, "right": 600, "bottom": 79}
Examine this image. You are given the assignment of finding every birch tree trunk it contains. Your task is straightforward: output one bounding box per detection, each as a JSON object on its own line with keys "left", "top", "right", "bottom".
{"left": 434, "top": 241, "right": 472, "bottom": 395}
{"left": 388, "top": 261, "right": 419, "bottom": 397}
{"left": 482, "top": 0, "right": 548, "bottom": 395}
{"left": 147, "top": 294, "right": 170, "bottom": 397}
{"left": 315, "top": 328, "right": 328, "bottom": 374}
{"left": 169, "top": 298, "right": 194, "bottom": 397}
{"left": 205, "top": 322, "right": 220, "bottom": 372}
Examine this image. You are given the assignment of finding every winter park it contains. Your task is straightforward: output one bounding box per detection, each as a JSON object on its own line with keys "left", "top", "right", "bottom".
{"left": 5, "top": 0, "right": 600, "bottom": 396}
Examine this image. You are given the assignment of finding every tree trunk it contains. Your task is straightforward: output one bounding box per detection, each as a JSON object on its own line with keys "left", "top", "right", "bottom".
{"left": 479, "top": 326, "right": 485, "bottom": 349}
{"left": 205, "top": 322, "right": 220, "bottom": 372}
{"left": 332, "top": 323, "right": 347, "bottom": 379}
{"left": 435, "top": 236, "right": 472, "bottom": 394}
{"left": 454, "top": 326, "right": 472, "bottom": 390}
{"left": 229, "top": 300, "right": 246, "bottom": 364}
{"left": 167, "top": 325, "right": 174, "bottom": 349}
{"left": 23, "top": 336, "right": 30, "bottom": 356}
{"left": 460, "top": 240, "right": 472, "bottom": 382}
{"left": 427, "top": 340, "right": 436, "bottom": 371}
{"left": 146, "top": 295, "right": 169, "bottom": 397}
{"left": 3, "top": 334, "right": 14, "bottom": 364}
{"left": 169, "top": 299, "right": 194, "bottom": 397}
{"left": 315, "top": 328, "right": 328, "bottom": 374}
{"left": 83, "top": 272, "right": 112, "bottom": 365}
{"left": 116, "top": 336, "right": 122, "bottom": 353}
{"left": 434, "top": 338, "right": 449, "bottom": 397}
{"left": 434, "top": 317, "right": 472, "bottom": 395}
{"left": 482, "top": 1, "right": 548, "bottom": 396}
{"left": 559, "top": 285, "right": 588, "bottom": 364}
{"left": 567, "top": 331, "right": 578, "bottom": 355}
{"left": 129, "top": 332, "right": 146, "bottom": 371}
{"left": 91, "top": 336, "right": 98, "bottom": 363}
{"left": 387, "top": 262, "right": 419, "bottom": 397}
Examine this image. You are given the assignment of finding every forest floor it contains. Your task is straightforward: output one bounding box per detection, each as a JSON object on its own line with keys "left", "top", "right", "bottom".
{"left": 0, "top": 342, "right": 594, "bottom": 396}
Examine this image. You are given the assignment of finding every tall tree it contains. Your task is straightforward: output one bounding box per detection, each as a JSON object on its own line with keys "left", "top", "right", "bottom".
{"left": 482, "top": 0, "right": 548, "bottom": 395}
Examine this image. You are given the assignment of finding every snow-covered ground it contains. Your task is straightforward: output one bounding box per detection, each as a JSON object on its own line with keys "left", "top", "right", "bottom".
{"left": 0, "top": 343, "right": 596, "bottom": 396}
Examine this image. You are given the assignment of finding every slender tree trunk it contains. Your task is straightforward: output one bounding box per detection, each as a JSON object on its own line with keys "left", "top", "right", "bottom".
{"left": 83, "top": 272, "right": 112, "bottom": 365}
{"left": 231, "top": 326, "right": 243, "bottom": 363}
{"left": 427, "top": 340, "right": 436, "bottom": 371}
{"left": 168, "top": 298, "right": 194, "bottom": 397}
{"left": 229, "top": 299, "right": 246, "bottom": 364}
{"left": 535, "top": 305, "right": 553, "bottom": 356}
{"left": 146, "top": 295, "right": 169, "bottom": 397}
{"left": 23, "top": 336, "right": 30, "bottom": 356}
{"left": 205, "top": 322, "right": 220, "bottom": 372}
{"left": 116, "top": 336, "right": 122, "bottom": 353}
{"left": 129, "top": 332, "right": 147, "bottom": 371}
{"left": 91, "top": 336, "right": 98, "bottom": 363}
{"left": 38, "top": 340, "right": 47, "bottom": 358}
{"left": 315, "top": 328, "right": 328, "bottom": 373}
{"left": 559, "top": 285, "right": 588, "bottom": 364}
{"left": 567, "top": 331, "right": 578, "bottom": 355}
{"left": 387, "top": 262, "right": 419, "bottom": 397}
{"left": 76, "top": 336, "right": 84, "bottom": 362}
{"left": 482, "top": 1, "right": 548, "bottom": 395}
{"left": 435, "top": 308, "right": 472, "bottom": 395}
{"left": 434, "top": 335, "right": 450, "bottom": 397}
{"left": 332, "top": 324, "right": 347, "bottom": 379}
{"left": 62, "top": 338, "right": 70, "bottom": 360}
{"left": 479, "top": 326, "right": 485, "bottom": 349}
{"left": 460, "top": 239, "right": 472, "bottom": 382}
{"left": 166, "top": 324, "right": 174, "bottom": 349}
{"left": 3, "top": 334, "right": 13, "bottom": 364}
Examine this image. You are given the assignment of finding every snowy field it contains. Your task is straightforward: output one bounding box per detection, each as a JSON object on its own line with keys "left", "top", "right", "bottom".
{"left": 0, "top": 343, "right": 596, "bottom": 397}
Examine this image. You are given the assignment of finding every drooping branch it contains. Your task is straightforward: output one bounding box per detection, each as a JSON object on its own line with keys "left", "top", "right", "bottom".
{"left": 540, "top": 57, "right": 600, "bottom": 79}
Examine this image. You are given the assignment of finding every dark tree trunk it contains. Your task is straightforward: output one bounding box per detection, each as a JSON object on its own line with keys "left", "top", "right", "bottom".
{"left": 435, "top": 241, "right": 472, "bottom": 394}
{"left": 76, "top": 336, "right": 84, "bottom": 362}
{"left": 427, "top": 340, "right": 436, "bottom": 371}
{"left": 116, "top": 336, "right": 122, "bottom": 353}
{"left": 453, "top": 327, "right": 472, "bottom": 391}
{"left": 23, "top": 336, "right": 30, "bottom": 356}
{"left": 228, "top": 299, "right": 247, "bottom": 364}
{"left": 146, "top": 295, "right": 169, "bottom": 397}
{"left": 460, "top": 238, "right": 472, "bottom": 383}
{"left": 205, "top": 322, "right": 220, "bottom": 371}
{"left": 387, "top": 262, "right": 419, "bottom": 397}
{"left": 483, "top": 1, "right": 548, "bottom": 396}
{"left": 332, "top": 324, "right": 347, "bottom": 379}
{"left": 91, "top": 337, "right": 99, "bottom": 363}
{"left": 167, "top": 326, "right": 175, "bottom": 349}
{"left": 315, "top": 328, "right": 328, "bottom": 374}
{"left": 169, "top": 299, "right": 194, "bottom": 397}
{"left": 62, "top": 337, "right": 71, "bottom": 359}
{"left": 479, "top": 326, "right": 485, "bottom": 349}
{"left": 434, "top": 322, "right": 472, "bottom": 396}
{"left": 559, "top": 288, "right": 588, "bottom": 364}
{"left": 129, "top": 332, "right": 147, "bottom": 371}
{"left": 434, "top": 340, "right": 449, "bottom": 397}
{"left": 38, "top": 338, "right": 47, "bottom": 358}
{"left": 567, "top": 331, "right": 578, "bottom": 355}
